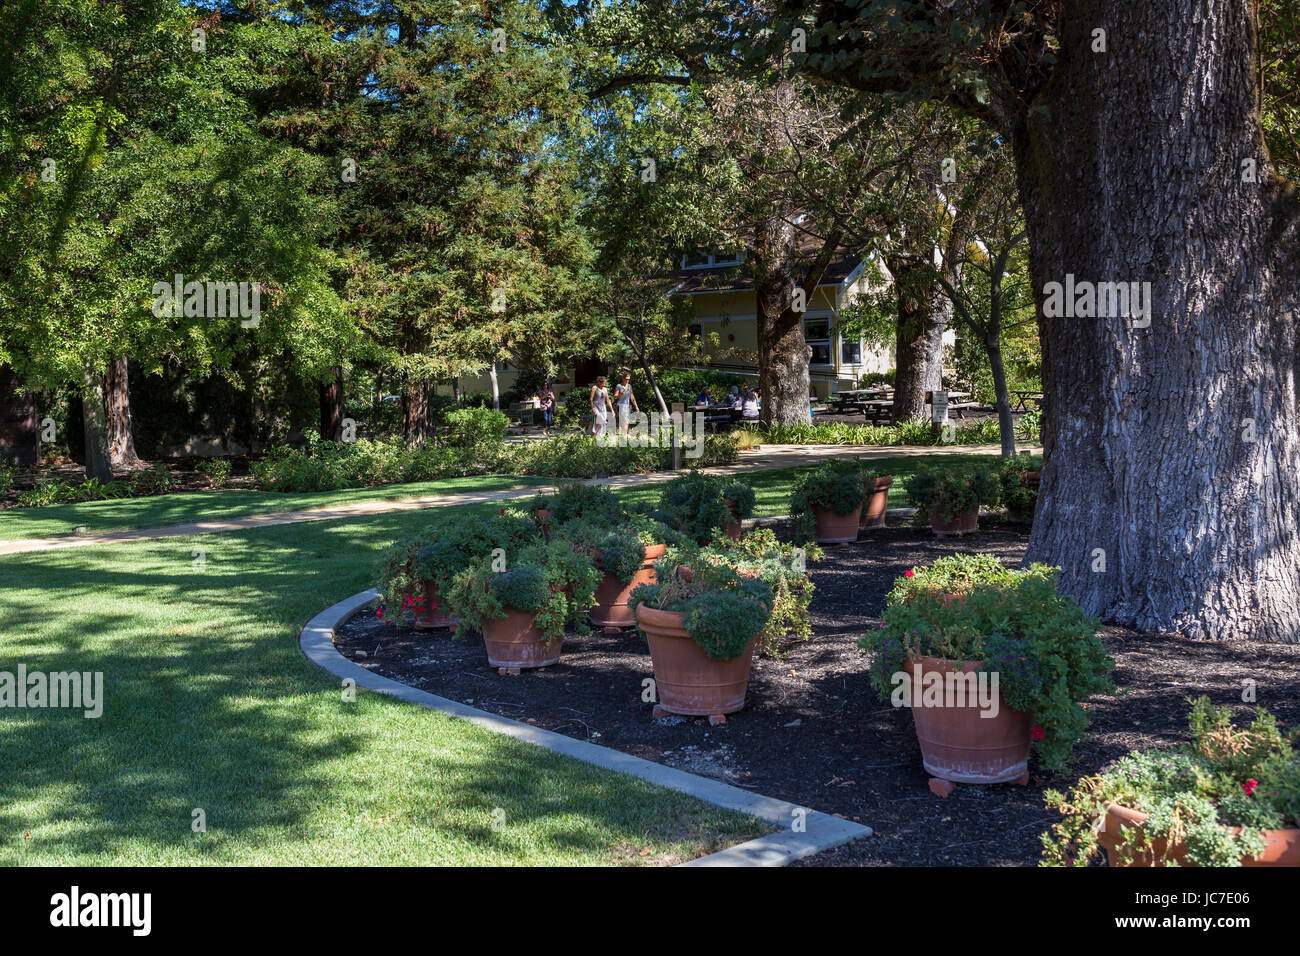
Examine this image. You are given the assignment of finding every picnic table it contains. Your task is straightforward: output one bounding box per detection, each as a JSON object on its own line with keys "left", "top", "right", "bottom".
{"left": 693, "top": 402, "right": 741, "bottom": 432}
{"left": 1011, "top": 390, "right": 1044, "bottom": 411}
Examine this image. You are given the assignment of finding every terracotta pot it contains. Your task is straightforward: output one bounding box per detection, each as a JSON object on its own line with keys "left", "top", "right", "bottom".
{"left": 1098, "top": 804, "right": 1300, "bottom": 867}
{"left": 590, "top": 543, "right": 667, "bottom": 628}
{"left": 636, "top": 603, "right": 758, "bottom": 717}
{"left": 815, "top": 505, "right": 862, "bottom": 544}
{"left": 723, "top": 499, "right": 742, "bottom": 541}
{"left": 904, "top": 656, "right": 1032, "bottom": 784}
{"left": 928, "top": 502, "right": 979, "bottom": 536}
{"left": 480, "top": 605, "right": 561, "bottom": 669}
{"left": 412, "top": 580, "right": 458, "bottom": 630}
{"left": 859, "top": 475, "right": 893, "bottom": 529}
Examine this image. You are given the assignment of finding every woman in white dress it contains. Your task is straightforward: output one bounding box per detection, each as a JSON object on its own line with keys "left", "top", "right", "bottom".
{"left": 590, "top": 375, "right": 614, "bottom": 437}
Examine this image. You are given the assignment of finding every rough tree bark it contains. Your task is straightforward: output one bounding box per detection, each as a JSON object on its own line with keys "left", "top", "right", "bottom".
{"left": 402, "top": 379, "right": 430, "bottom": 447}
{"left": 888, "top": 256, "right": 945, "bottom": 423}
{"left": 104, "top": 356, "right": 140, "bottom": 469}
{"left": 753, "top": 212, "right": 813, "bottom": 425}
{"left": 319, "top": 365, "right": 344, "bottom": 441}
{"left": 1015, "top": 0, "right": 1300, "bottom": 640}
{"left": 81, "top": 365, "right": 113, "bottom": 481}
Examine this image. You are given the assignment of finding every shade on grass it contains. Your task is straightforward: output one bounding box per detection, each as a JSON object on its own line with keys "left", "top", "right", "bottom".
{"left": 0, "top": 503, "right": 767, "bottom": 865}
{"left": 0, "top": 475, "right": 551, "bottom": 541}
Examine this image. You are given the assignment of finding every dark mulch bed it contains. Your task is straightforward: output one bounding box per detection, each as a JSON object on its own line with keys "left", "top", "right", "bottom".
{"left": 0, "top": 455, "right": 256, "bottom": 508}
{"left": 334, "top": 518, "right": 1300, "bottom": 866}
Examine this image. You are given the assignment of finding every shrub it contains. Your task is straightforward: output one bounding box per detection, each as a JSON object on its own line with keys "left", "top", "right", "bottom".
{"left": 903, "top": 466, "right": 1000, "bottom": 521}
{"left": 196, "top": 457, "right": 234, "bottom": 488}
{"left": 631, "top": 554, "right": 773, "bottom": 660}
{"left": 789, "top": 460, "right": 869, "bottom": 540}
{"left": 859, "top": 554, "right": 1113, "bottom": 772}
{"left": 439, "top": 407, "right": 508, "bottom": 449}
{"left": 996, "top": 455, "right": 1040, "bottom": 521}
{"left": 131, "top": 462, "right": 174, "bottom": 495}
{"left": 1041, "top": 698, "right": 1300, "bottom": 867}
{"left": 657, "top": 471, "right": 755, "bottom": 545}
{"left": 0, "top": 463, "right": 15, "bottom": 494}
{"left": 706, "top": 528, "right": 822, "bottom": 656}
{"left": 448, "top": 539, "right": 600, "bottom": 642}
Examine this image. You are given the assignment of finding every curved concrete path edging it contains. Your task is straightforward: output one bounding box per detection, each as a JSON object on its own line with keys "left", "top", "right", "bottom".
{"left": 300, "top": 590, "right": 872, "bottom": 867}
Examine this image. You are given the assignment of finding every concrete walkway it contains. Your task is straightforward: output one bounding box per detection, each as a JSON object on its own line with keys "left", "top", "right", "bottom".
{"left": 0, "top": 442, "right": 1034, "bottom": 556}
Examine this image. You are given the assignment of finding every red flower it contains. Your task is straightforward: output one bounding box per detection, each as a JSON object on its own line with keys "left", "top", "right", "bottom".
{"left": 1243, "top": 779, "right": 1259, "bottom": 796}
{"left": 376, "top": 609, "right": 384, "bottom": 618}
{"left": 904, "top": 569, "right": 915, "bottom": 578}
{"left": 500, "top": 507, "right": 506, "bottom": 516}
{"left": 1031, "top": 726, "right": 1045, "bottom": 740}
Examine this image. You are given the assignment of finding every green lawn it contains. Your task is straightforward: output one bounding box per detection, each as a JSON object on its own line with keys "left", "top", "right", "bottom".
{"left": 0, "top": 502, "right": 767, "bottom": 865}
{"left": 0, "top": 475, "right": 550, "bottom": 541}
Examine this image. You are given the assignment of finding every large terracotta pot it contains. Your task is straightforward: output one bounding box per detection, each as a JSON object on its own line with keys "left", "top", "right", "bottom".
{"left": 1098, "top": 804, "right": 1300, "bottom": 867}
{"left": 928, "top": 502, "right": 979, "bottom": 536}
{"left": 480, "top": 605, "right": 561, "bottom": 669}
{"left": 590, "top": 543, "right": 667, "bottom": 628}
{"left": 723, "top": 499, "right": 742, "bottom": 541}
{"left": 636, "top": 603, "right": 758, "bottom": 718}
{"left": 859, "top": 475, "right": 893, "bottom": 529}
{"left": 904, "top": 656, "right": 1032, "bottom": 784}
{"left": 412, "top": 580, "right": 458, "bottom": 630}
{"left": 815, "top": 505, "right": 862, "bottom": 544}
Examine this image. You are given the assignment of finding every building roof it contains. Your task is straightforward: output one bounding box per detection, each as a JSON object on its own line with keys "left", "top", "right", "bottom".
{"left": 671, "top": 248, "right": 864, "bottom": 296}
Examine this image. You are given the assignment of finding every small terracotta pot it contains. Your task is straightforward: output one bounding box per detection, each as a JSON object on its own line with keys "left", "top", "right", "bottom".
{"left": 1098, "top": 804, "right": 1300, "bottom": 867}
{"left": 904, "top": 656, "right": 1031, "bottom": 784}
{"left": 480, "top": 605, "right": 561, "bottom": 669}
{"left": 859, "top": 475, "right": 893, "bottom": 529}
{"left": 412, "top": 580, "right": 458, "bottom": 630}
{"left": 928, "top": 502, "right": 979, "bottom": 536}
{"left": 636, "top": 603, "right": 758, "bottom": 717}
{"left": 723, "top": 499, "right": 743, "bottom": 541}
{"left": 590, "top": 543, "right": 667, "bottom": 628}
{"left": 815, "top": 505, "right": 862, "bottom": 544}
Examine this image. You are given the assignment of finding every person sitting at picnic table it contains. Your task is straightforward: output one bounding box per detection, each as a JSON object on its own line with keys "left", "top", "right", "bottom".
{"left": 726, "top": 385, "right": 741, "bottom": 409}
{"left": 742, "top": 388, "right": 760, "bottom": 420}
{"left": 536, "top": 381, "right": 556, "bottom": 436}
{"left": 694, "top": 388, "right": 712, "bottom": 406}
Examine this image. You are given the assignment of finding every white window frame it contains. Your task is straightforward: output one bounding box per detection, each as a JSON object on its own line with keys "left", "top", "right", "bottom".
{"left": 681, "top": 250, "right": 744, "bottom": 270}
{"left": 804, "top": 314, "right": 833, "bottom": 367}
{"left": 839, "top": 331, "right": 864, "bottom": 367}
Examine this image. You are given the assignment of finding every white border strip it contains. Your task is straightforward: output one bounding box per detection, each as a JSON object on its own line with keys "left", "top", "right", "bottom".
{"left": 300, "top": 589, "right": 872, "bottom": 867}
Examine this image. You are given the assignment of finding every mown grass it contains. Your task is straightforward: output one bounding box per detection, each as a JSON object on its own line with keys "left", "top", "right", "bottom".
{"left": 0, "top": 475, "right": 550, "bottom": 541}
{"left": 0, "top": 501, "right": 768, "bottom": 865}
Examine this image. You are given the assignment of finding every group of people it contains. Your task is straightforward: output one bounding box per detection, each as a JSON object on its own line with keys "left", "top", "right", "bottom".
{"left": 696, "top": 384, "right": 762, "bottom": 421}
{"left": 535, "top": 374, "right": 761, "bottom": 439}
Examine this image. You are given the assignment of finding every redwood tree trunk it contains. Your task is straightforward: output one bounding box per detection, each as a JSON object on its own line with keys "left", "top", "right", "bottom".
{"left": 754, "top": 213, "right": 813, "bottom": 425}
{"left": 105, "top": 355, "right": 139, "bottom": 469}
{"left": 319, "top": 365, "right": 344, "bottom": 441}
{"left": 402, "top": 379, "right": 430, "bottom": 447}
{"left": 889, "top": 258, "right": 945, "bottom": 423}
{"left": 81, "top": 365, "right": 113, "bottom": 481}
{"left": 1015, "top": 0, "right": 1300, "bottom": 640}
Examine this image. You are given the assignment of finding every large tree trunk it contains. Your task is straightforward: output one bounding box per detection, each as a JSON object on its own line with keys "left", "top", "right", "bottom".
{"left": 319, "top": 365, "right": 344, "bottom": 441}
{"left": 402, "top": 379, "right": 430, "bottom": 448}
{"left": 81, "top": 365, "right": 113, "bottom": 481}
{"left": 889, "top": 257, "right": 945, "bottom": 423}
{"left": 105, "top": 355, "right": 140, "bottom": 469}
{"left": 1015, "top": 0, "right": 1300, "bottom": 640}
{"left": 754, "top": 213, "right": 813, "bottom": 425}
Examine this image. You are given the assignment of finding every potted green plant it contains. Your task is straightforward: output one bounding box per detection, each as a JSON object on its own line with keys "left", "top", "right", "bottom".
{"left": 705, "top": 529, "right": 822, "bottom": 656}
{"left": 558, "top": 512, "right": 678, "bottom": 630}
{"left": 630, "top": 552, "right": 773, "bottom": 724}
{"left": 996, "top": 455, "right": 1041, "bottom": 523}
{"left": 1042, "top": 698, "right": 1300, "bottom": 867}
{"left": 860, "top": 554, "right": 1114, "bottom": 795}
{"left": 527, "top": 481, "right": 622, "bottom": 526}
{"left": 789, "top": 460, "right": 868, "bottom": 544}
{"left": 657, "top": 470, "right": 756, "bottom": 543}
{"left": 859, "top": 470, "right": 894, "bottom": 530}
{"left": 903, "top": 466, "right": 1001, "bottom": 536}
{"left": 447, "top": 539, "right": 599, "bottom": 673}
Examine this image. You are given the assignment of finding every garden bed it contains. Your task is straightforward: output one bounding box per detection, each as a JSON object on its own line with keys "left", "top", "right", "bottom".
{"left": 334, "top": 517, "right": 1300, "bottom": 866}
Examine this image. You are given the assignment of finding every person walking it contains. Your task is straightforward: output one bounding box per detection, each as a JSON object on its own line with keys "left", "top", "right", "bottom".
{"left": 613, "top": 371, "right": 639, "bottom": 436}
{"left": 537, "top": 381, "right": 556, "bottom": 436}
{"left": 590, "top": 376, "right": 614, "bottom": 437}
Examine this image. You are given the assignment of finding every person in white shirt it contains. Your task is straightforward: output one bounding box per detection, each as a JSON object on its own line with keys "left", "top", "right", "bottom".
{"left": 589, "top": 376, "right": 614, "bottom": 437}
